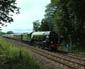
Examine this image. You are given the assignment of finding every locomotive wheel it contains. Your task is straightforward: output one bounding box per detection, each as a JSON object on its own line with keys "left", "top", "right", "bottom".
{"left": 41, "top": 42, "right": 45, "bottom": 49}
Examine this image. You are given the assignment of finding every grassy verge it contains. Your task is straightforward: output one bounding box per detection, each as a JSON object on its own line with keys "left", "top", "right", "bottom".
{"left": 0, "top": 37, "right": 43, "bottom": 69}
{"left": 58, "top": 45, "right": 85, "bottom": 55}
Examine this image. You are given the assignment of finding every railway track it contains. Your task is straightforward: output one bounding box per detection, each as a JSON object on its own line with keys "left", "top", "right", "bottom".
{"left": 30, "top": 47, "right": 85, "bottom": 69}
{"left": 53, "top": 52, "right": 85, "bottom": 66}
{"left": 4, "top": 37, "right": 85, "bottom": 69}
{"left": 62, "top": 53, "right": 85, "bottom": 60}
{"left": 67, "top": 53, "right": 85, "bottom": 60}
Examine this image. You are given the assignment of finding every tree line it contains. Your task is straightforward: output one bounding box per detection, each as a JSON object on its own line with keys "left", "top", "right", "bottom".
{"left": 33, "top": 0, "right": 85, "bottom": 50}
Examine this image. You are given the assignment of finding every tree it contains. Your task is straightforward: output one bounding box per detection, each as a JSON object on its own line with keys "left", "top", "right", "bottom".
{"left": 51, "top": 0, "right": 85, "bottom": 48}
{"left": 7, "top": 31, "right": 14, "bottom": 34}
{"left": 33, "top": 20, "right": 40, "bottom": 32}
{"left": 0, "top": 0, "right": 19, "bottom": 27}
{"left": 44, "top": 3, "right": 56, "bottom": 31}
{"left": 40, "top": 19, "right": 49, "bottom": 31}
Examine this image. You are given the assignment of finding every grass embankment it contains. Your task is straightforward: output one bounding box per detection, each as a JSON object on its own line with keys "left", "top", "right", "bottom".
{"left": 0, "top": 37, "right": 43, "bottom": 69}
{"left": 58, "top": 44, "right": 85, "bottom": 55}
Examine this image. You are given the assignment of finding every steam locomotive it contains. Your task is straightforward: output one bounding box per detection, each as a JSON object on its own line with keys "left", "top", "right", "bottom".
{"left": 22, "top": 31, "right": 60, "bottom": 50}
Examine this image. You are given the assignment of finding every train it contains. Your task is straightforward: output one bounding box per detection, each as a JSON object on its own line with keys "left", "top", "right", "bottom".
{"left": 3, "top": 31, "right": 61, "bottom": 51}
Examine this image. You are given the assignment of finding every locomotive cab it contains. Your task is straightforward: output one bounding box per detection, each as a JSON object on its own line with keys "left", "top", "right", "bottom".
{"left": 48, "top": 31, "right": 60, "bottom": 50}
{"left": 49, "top": 31, "right": 58, "bottom": 43}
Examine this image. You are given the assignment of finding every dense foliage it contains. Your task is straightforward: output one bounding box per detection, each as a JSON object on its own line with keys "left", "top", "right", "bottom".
{"left": 0, "top": 0, "right": 19, "bottom": 27}
{"left": 33, "top": 0, "right": 85, "bottom": 50}
{"left": 51, "top": 0, "right": 85, "bottom": 49}
{"left": 0, "top": 37, "right": 42, "bottom": 69}
{"left": 40, "top": 19, "right": 49, "bottom": 31}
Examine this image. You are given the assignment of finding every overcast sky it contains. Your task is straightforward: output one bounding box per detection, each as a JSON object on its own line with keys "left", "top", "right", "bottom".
{"left": 2, "top": 0, "right": 50, "bottom": 33}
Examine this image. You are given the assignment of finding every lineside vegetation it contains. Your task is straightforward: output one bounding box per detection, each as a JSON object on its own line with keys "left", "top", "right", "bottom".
{"left": 0, "top": 37, "right": 43, "bottom": 69}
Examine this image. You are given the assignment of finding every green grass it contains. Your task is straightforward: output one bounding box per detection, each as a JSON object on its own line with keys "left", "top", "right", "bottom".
{"left": 58, "top": 44, "right": 85, "bottom": 55}
{"left": 0, "top": 37, "right": 43, "bottom": 69}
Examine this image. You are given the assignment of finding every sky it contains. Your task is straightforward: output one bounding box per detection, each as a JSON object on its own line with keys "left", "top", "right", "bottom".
{"left": 2, "top": 0, "right": 50, "bottom": 33}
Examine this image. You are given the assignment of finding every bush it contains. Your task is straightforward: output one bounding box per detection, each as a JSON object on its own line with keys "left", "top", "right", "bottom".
{"left": 0, "top": 37, "right": 43, "bottom": 69}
